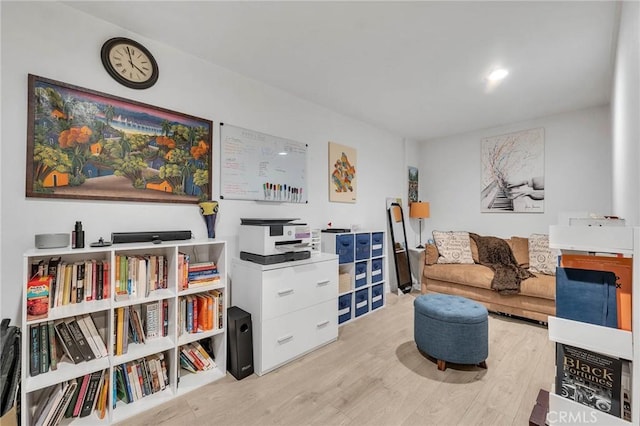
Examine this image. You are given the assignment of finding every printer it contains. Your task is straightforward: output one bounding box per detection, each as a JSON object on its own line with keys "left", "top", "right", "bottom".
{"left": 239, "top": 218, "right": 312, "bottom": 265}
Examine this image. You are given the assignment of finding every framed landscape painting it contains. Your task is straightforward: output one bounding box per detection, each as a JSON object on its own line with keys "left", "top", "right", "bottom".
{"left": 26, "top": 74, "right": 212, "bottom": 204}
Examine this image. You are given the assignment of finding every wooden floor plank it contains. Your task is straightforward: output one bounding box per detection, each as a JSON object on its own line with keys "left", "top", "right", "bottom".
{"left": 118, "top": 291, "right": 554, "bottom": 426}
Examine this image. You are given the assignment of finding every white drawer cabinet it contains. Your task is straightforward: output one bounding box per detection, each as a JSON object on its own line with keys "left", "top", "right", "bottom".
{"left": 232, "top": 254, "right": 338, "bottom": 375}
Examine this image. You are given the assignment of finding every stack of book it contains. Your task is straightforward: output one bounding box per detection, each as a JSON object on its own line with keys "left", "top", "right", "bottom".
{"left": 179, "top": 341, "right": 216, "bottom": 373}
{"left": 113, "top": 300, "right": 169, "bottom": 356}
{"left": 32, "top": 369, "right": 108, "bottom": 425}
{"left": 178, "top": 290, "right": 223, "bottom": 335}
{"left": 30, "top": 315, "right": 108, "bottom": 376}
{"left": 113, "top": 354, "right": 169, "bottom": 404}
{"left": 187, "top": 261, "right": 219, "bottom": 288}
{"left": 29, "top": 257, "right": 110, "bottom": 311}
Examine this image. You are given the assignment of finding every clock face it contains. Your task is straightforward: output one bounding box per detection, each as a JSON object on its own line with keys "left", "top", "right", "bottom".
{"left": 101, "top": 38, "right": 158, "bottom": 89}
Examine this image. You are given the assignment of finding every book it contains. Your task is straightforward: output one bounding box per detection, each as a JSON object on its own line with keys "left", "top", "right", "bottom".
{"left": 560, "top": 254, "right": 632, "bottom": 331}
{"left": 39, "top": 322, "right": 49, "bottom": 374}
{"left": 53, "top": 320, "right": 83, "bottom": 364}
{"left": 143, "top": 302, "right": 160, "bottom": 339}
{"left": 622, "top": 361, "right": 632, "bottom": 420}
{"left": 27, "top": 275, "right": 51, "bottom": 320}
{"left": 65, "top": 318, "right": 96, "bottom": 361}
{"left": 47, "top": 257, "right": 61, "bottom": 309}
{"left": 96, "top": 261, "right": 104, "bottom": 301}
{"left": 556, "top": 343, "right": 622, "bottom": 418}
{"left": 62, "top": 264, "right": 73, "bottom": 305}
{"left": 76, "top": 315, "right": 101, "bottom": 359}
{"left": 72, "top": 373, "right": 91, "bottom": 418}
{"left": 115, "top": 307, "right": 125, "bottom": 355}
{"left": 47, "top": 320, "right": 58, "bottom": 371}
{"left": 80, "top": 314, "right": 108, "bottom": 358}
{"left": 64, "top": 378, "right": 82, "bottom": 418}
{"left": 55, "top": 262, "right": 65, "bottom": 307}
{"left": 29, "top": 325, "right": 40, "bottom": 376}
{"left": 97, "top": 374, "right": 109, "bottom": 419}
{"left": 102, "top": 260, "right": 110, "bottom": 300}
{"left": 80, "top": 370, "right": 104, "bottom": 417}
{"left": 50, "top": 379, "right": 78, "bottom": 426}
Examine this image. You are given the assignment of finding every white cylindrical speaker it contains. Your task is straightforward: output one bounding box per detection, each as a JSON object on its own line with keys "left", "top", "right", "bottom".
{"left": 35, "top": 233, "right": 70, "bottom": 249}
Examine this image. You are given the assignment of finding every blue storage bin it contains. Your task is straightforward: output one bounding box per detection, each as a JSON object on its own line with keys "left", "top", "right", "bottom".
{"left": 371, "top": 258, "right": 383, "bottom": 283}
{"left": 355, "top": 261, "right": 368, "bottom": 288}
{"left": 336, "top": 234, "right": 355, "bottom": 264}
{"left": 338, "top": 293, "right": 352, "bottom": 324}
{"left": 355, "top": 288, "right": 369, "bottom": 317}
{"left": 355, "top": 233, "right": 371, "bottom": 261}
{"left": 371, "top": 232, "right": 384, "bottom": 257}
{"left": 371, "top": 284, "right": 384, "bottom": 310}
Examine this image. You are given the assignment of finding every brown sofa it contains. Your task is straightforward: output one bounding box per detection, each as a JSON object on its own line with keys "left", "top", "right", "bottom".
{"left": 421, "top": 235, "right": 555, "bottom": 323}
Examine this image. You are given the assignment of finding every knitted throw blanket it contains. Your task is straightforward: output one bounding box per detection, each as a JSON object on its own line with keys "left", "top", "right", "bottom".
{"left": 469, "top": 233, "right": 534, "bottom": 295}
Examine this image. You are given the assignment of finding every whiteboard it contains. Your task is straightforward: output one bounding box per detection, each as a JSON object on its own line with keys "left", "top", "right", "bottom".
{"left": 220, "top": 123, "right": 307, "bottom": 202}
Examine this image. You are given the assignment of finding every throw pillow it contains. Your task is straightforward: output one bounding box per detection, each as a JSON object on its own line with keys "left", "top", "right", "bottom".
{"left": 425, "top": 244, "right": 439, "bottom": 265}
{"left": 508, "top": 236, "right": 530, "bottom": 268}
{"left": 528, "top": 233, "right": 557, "bottom": 275}
{"left": 432, "top": 231, "right": 475, "bottom": 264}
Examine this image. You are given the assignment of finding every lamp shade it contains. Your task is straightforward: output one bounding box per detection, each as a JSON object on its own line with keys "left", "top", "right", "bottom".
{"left": 410, "top": 202, "right": 430, "bottom": 219}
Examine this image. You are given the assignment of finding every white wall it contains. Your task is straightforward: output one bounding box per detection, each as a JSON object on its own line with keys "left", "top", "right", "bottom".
{"left": 612, "top": 1, "right": 640, "bottom": 225}
{"left": 0, "top": 2, "right": 406, "bottom": 323}
{"left": 419, "top": 106, "right": 612, "bottom": 239}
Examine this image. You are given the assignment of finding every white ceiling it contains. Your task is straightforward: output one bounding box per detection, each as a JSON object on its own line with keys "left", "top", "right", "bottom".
{"left": 65, "top": 1, "right": 620, "bottom": 141}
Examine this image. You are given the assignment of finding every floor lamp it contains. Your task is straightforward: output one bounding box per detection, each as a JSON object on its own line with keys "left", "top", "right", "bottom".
{"left": 410, "top": 201, "right": 430, "bottom": 248}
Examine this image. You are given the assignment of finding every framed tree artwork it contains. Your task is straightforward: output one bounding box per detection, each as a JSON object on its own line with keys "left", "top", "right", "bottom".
{"left": 328, "top": 141, "right": 357, "bottom": 203}
{"left": 481, "top": 127, "right": 545, "bottom": 213}
{"left": 26, "top": 74, "right": 212, "bottom": 204}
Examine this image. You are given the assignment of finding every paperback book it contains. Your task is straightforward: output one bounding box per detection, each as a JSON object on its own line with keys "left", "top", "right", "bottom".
{"left": 556, "top": 343, "right": 625, "bottom": 418}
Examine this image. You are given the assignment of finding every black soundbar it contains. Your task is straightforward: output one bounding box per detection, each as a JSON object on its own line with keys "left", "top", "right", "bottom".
{"left": 111, "top": 230, "right": 192, "bottom": 244}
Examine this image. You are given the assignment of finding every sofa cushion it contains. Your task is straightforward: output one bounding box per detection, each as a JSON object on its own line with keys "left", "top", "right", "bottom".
{"left": 433, "top": 231, "right": 474, "bottom": 264}
{"left": 507, "top": 236, "right": 529, "bottom": 268}
{"left": 425, "top": 244, "right": 439, "bottom": 265}
{"left": 424, "top": 264, "right": 494, "bottom": 290}
{"left": 528, "top": 234, "right": 557, "bottom": 275}
{"left": 520, "top": 273, "right": 555, "bottom": 300}
{"left": 423, "top": 264, "right": 555, "bottom": 300}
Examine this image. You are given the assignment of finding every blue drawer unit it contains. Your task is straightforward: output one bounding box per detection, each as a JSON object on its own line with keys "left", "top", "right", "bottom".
{"left": 371, "top": 284, "right": 384, "bottom": 310}
{"left": 336, "top": 234, "right": 355, "bottom": 264}
{"left": 371, "top": 258, "right": 383, "bottom": 283}
{"left": 355, "top": 261, "right": 368, "bottom": 288}
{"left": 355, "top": 233, "right": 371, "bottom": 261}
{"left": 354, "top": 288, "right": 369, "bottom": 317}
{"left": 371, "top": 232, "right": 384, "bottom": 257}
{"left": 338, "top": 293, "right": 352, "bottom": 324}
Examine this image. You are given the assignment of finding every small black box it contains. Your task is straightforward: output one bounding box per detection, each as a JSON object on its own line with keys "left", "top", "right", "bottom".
{"left": 227, "top": 306, "right": 254, "bottom": 380}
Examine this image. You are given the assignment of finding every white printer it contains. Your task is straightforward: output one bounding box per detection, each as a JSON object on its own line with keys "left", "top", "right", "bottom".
{"left": 239, "top": 218, "right": 312, "bottom": 264}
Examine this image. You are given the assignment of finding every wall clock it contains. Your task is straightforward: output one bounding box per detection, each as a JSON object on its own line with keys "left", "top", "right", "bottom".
{"left": 101, "top": 37, "right": 159, "bottom": 89}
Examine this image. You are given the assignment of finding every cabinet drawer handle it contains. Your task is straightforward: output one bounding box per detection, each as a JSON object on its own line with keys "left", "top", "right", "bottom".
{"left": 316, "top": 320, "right": 330, "bottom": 328}
{"left": 277, "top": 334, "right": 294, "bottom": 344}
{"left": 316, "top": 279, "right": 330, "bottom": 286}
{"left": 277, "top": 289, "right": 294, "bottom": 296}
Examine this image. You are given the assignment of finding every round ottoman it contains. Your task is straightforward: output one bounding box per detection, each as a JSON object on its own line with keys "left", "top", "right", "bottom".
{"left": 414, "top": 293, "right": 488, "bottom": 371}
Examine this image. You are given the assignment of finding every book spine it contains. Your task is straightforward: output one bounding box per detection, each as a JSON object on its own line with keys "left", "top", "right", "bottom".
{"left": 163, "top": 299, "right": 169, "bottom": 336}
{"left": 39, "top": 322, "right": 49, "bottom": 374}
{"left": 80, "top": 370, "right": 103, "bottom": 417}
{"left": 54, "top": 320, "right": 83, "bottom": 364}
{"left": 73, "top": 373, "right": 91, "bottom": 417}
{"left": 96, "top": 262, "right": 104, "bottom": 301}
{"left": 66, "top": 319, "right": 96, "bottom": 361}
{"left": 47, "top": 257, "right": 61, "bottom": 309}
{"left": 47, "top": 320, "right": 57, "bottom": 371}
{"left": 77, "top": 315, "right": 101, "bottom": 359}
{"left": 30, "top": 325, "right": 40, "bottom": 376}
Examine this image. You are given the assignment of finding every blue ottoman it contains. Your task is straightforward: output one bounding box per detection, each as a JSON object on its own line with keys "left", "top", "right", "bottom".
{"left": 414, "top": 294, "right": 488, "bottom": 371}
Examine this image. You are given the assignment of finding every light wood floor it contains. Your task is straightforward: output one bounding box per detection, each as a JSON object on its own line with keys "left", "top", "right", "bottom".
{"left": 122, "top": 292, "right": 555, "bottom": 425}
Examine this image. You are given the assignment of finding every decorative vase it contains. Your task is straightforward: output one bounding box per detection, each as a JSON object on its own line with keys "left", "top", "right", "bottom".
{"left": 199, "top": 201, "right": 219, "bottom": 238}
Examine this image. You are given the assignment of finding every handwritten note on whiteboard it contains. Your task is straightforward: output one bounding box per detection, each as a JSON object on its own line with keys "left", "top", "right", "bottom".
{"left": 220, "top": 123, "right": 307, "bottom": 202}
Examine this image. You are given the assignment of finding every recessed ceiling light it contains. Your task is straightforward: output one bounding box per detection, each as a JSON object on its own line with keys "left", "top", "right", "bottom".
{"left": 487, "top": 69, "right": 509, "bottom": 81}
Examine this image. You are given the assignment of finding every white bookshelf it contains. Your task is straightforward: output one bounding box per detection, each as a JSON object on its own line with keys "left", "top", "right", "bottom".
{"left": 21, "top": 239, "right": 227, "bottom": 425}
{"left": 547, "top": 225, "right": 639, "bottom": 425}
